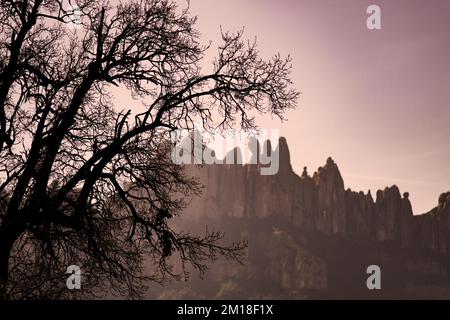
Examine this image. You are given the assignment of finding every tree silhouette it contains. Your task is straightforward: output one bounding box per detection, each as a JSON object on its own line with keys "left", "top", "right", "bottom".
{"left": 0, "top": 0, "right": 298, "bottom": 299}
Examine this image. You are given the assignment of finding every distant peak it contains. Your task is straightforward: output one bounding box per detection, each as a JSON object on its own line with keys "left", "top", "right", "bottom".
{"left": 302, "top": 166, "right": 308, "bottom": 178}
{"left": 438, "top": 192, "right": 450, "bottom": 209}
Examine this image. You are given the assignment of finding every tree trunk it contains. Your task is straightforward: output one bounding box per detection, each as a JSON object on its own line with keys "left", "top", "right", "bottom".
{"left": 0, "top": 236, "right": 14, "bottom": 300}
{"left": 0, "top": 220, "right": 22, "bottom": 300}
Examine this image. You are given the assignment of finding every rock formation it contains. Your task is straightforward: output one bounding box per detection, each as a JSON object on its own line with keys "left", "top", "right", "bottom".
{"left": 185, "top": 137, "right": 450, "bottom": 254}
{"left": 151, "top": 137, "right": 450, "bottom": 299}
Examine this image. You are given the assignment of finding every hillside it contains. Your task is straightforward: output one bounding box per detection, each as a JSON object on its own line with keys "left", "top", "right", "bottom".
{"left": 149, "top": 137, "right": 450, "bottom": 299}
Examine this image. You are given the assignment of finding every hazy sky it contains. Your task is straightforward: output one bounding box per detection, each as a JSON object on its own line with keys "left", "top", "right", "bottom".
{"left": 180, "top": 0, "right": 450, "bottom": 213}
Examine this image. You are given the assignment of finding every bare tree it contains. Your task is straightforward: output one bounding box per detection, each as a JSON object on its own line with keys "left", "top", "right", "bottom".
{"left": 0, "top": 0, "right": 298, "bottom": 299}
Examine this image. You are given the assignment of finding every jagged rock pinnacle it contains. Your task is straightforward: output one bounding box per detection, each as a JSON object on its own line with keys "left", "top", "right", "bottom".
{"left": 183, "top": 137, "right": 449, "bottom": 253}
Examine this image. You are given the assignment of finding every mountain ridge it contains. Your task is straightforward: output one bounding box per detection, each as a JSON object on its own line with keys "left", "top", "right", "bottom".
{"left": 148, "top": 136, "right": 450, "bottom": 299}
{"left": 184, "top": 136, "right": 450, "bottom": 254}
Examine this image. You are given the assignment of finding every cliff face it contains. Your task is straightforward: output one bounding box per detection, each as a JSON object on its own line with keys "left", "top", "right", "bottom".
{"left": 169, "top": 137, "right": 450, "bottom": 299}
{"left": 185, "top": 137, "right": 450, "bottom": 254}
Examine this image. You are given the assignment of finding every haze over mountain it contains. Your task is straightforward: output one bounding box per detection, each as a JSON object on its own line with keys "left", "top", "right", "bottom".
{"left": 150, "top": 137, "right": 450, "bottom": 299}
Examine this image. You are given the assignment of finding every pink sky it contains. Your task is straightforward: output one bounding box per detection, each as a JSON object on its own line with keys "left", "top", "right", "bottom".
{"left": 178, "top": 0, "right": 450, "bottom": 214}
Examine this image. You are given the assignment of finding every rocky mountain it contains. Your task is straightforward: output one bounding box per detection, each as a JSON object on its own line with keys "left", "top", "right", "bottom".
{"left": 153, "top": 137, "right": 450, "bottom": 299}
{"left": 185, "top": 137, "right": 450, "bottom": 252}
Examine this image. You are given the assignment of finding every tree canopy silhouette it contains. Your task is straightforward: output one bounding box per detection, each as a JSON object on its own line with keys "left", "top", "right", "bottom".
{"left": 0, "top": 0, "right": 298, "bottom": 299}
